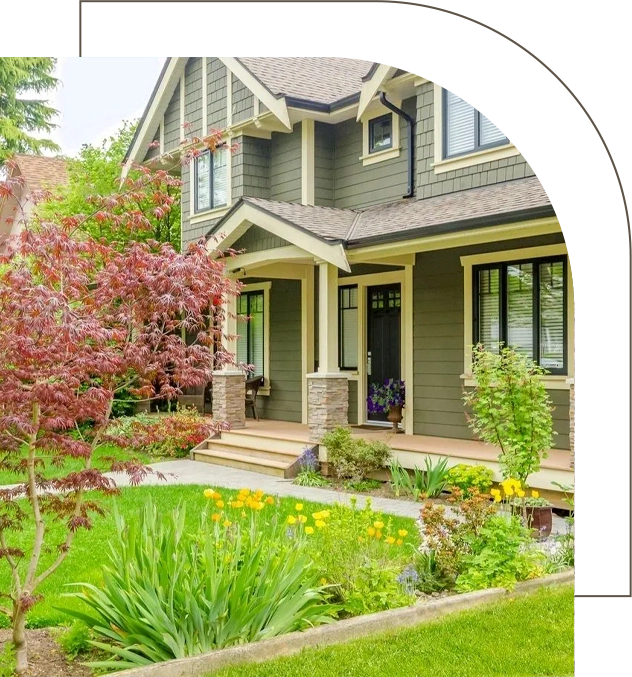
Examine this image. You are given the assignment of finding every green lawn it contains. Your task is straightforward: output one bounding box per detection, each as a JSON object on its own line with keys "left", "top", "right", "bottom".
{"left": 209, "top": 585, "right": 574, "bottom": 677}
{"left": 0, "top": 444, "right": 154, "bottom": 486}
{"left": 0, "top": 485, "right": 417, "bottom": 628}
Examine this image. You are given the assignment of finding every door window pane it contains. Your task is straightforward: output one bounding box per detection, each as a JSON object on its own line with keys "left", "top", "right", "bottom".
{"left": 506, "top": 263, "right": 534, "bottom": 358}
{"left": 236, "top": 291, "right": 264, "bottom": 376}
{"left": 339, "top": 286, "right": 358, "bottom": 369}
{"left": 477, "top": 268, "right": 500, "bottom": 353}
{"left": 539, "top": 261, "right": 565, "bottom": 370}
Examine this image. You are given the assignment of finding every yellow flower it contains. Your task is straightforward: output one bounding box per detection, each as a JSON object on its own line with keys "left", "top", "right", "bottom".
{"left": 215, "top": 500, "right": 225, "bottom": 509}
{"left": 398, "top": 529, "right": 408, "bottom": 538}
{"left": 211, "top": 513, "right": 221, "bottom": 522}
{"left": 254, "top": 489, "right": 264, "bottom": 498}
{"left": 490, "top": 488, "right": 501, "bottom": 497}
{"left": 297, "top": 515, "right": 307, "bottom": 523}
{"left": 304, "top": 526, "right": 314, "bottom": 535}
{"left": 504, "top": 488, "right": 514, "bottom": 497}
{"left": 223, "top": 520, "right": 232, "bottom": 528}
{"left": 287, "top": 515, "right": 297, "bottom": 525}
{"left": 320, "top": 577, "right": 327, "bottom": 585}
{"left": 320, "top": 510, "right": 330, "bottom": 519}
{"left": 312, "top": 511, "right": 322, "bottom": 520}
{"left": 295, "top": 503, "right": 304, "bottom": 512}
{"left": 374, "top": 521, "right": 384, "bottom": 530}
{"left": 494, "top": 494, "right": 502, "bottom": 503}
{"left": 241, "top": 511, "right": 247, "bottom": 518}
{"left": 315, "top": 519, "right": 326, "bottom": 528}
{"left": 386, "top": 536, "right": 396, "bottom": 544}
{"left": 396, "top": 538, "right": 403, "bottom": 546}
{"left": 375, "top": 531, "right": 383, "bottom": 540}
{"left": 531, "top": 490, "right": 540, "bottom": 499}
{"left": 367, "top": 526, "right": 376, "bottom": 537}
{"left": 516, "top": 489, "right": 526, "bottom": 498}
{"left": 204, "top": 489, "right": 214, "bottom": 498}
{"left": 265, "top": 496, "right": 275, "bottom": 505}
{"left": 213, "top": 491, "right": 222, "bottom": 500}
{"left": 240, "top": 488, "right": 250, "bottom": 496}
{"left": 231, "top": 500, "right": 244, "bottom": 508}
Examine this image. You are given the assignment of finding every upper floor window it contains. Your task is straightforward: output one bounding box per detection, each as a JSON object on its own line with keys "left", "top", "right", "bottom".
{"left": 236, "top": 290, "right": 265, "bottom": 377}
{"left": 473, "top": 256, "right": 567, "bottom": 374}
{"left": 369, "top": 114, "right": 393, "bottom": 153}
{"left": 195, "top": 148, "right": 227, "bottom": 213}
{"left": 339, "top": 286, "right": 358, "bottom": 370}
{"left": 443, "top": 89, "right": 508, "bottom": 159}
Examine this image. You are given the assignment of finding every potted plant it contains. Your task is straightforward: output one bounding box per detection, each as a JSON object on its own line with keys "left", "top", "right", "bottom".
{"left": 513, "top": 490, "right": 553, "bottom": 541}
{"left": 367, "top": 379, "right": 406, "bottom": 433}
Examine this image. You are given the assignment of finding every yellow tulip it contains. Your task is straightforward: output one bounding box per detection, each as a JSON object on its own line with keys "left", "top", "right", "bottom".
{"left": 254, "top": 489, "right": 264, "bottom": 497}
{"left": 396, "top": 538, "right": 403, "bottom": 546}
{"left": 531, "top": 490, "right": 540, "bottom": 499}
{"left": 374, "top": 521, "right": 384, "bottom": 530}
{"left": 295, "top": 503, "right": 304, "bottom": 512}
{"left": 298, "top": 515, "right": 307, "bottom": 523}
{"left": 304, "top": 526, "right": 314, "bottom": 535}
{"left": 386, "top": 536, "right": 396, "bottom": 544}
{"left": 287, "top": 515, "right": 297, "bottom": 525}
{"left": 315, "top": 519, "right": 326, "bottom": 528}
{"left": 215, "top": 500, "right": 225, "bottom": 509}
{"left": 516, "top": 489, "right": 526, "bottom": 498}
{"left": 490, "top": 488, "right": 501, "bottom": 497}
{"left": 367, "top": 527, "right": 376, "bottom": 537}
{"left": 504, "top": 488, "right": 514, "bottom": 497}
{"left": 213, "top": 491, "right": 222, "bottom": 501}
{"left": 204, "top": 489, "right": 214, "bottom": 498}
{"left": 254, "top": 502, "right": 265, "bottom": 510}
{"left": 231, "top": 500, "right": 244, "bottom": 508}
{"left": 494, "top": 494, "right": 502, "bottom": 503}
{"left": 375, "top": 531, "right": 383, "bottom": 540}
{"left": 240, "top": 488, "right": 250, "bottom": 496}
{"left": 398, "top": 529, "right": 408, "bottom": 538}
{"left": 320, "top": 510, "right": 330, "bottom": 519}
{"left": 265, "top": 496, "right": 275, "bottom": 505}
{"left": 223, "top": 520, "right": 232, "bottom": 528}
{"left": 312, "top": 511, "right": 322, "bottom": 520}
{"left": 211, "top": 513, "right": 221, "bottom": 522}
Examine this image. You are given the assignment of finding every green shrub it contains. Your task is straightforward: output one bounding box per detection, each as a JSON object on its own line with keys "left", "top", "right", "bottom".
{"left": 56, "top": 621, "right": 93, "bottom": 659}
{"left": 387, "top": 457, "right": 448, "bottom": 499}
{"left": 446, "top": 464, "right": 494, "bottom": 496}
{"left": 321, "top": 427, "right": 390, "bottom": 483}
{"left": 63, "top": 501, "right": 335, "bottom": 669}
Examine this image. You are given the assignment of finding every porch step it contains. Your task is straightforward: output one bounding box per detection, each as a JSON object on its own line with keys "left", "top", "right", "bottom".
{"left": 197, "top": 439, "right": 301, "bottom": 465}
{"left": 192, "top": 448, "right": 289, "bottom": 477}
{"left": 219, "top": 431, "right": 307, "bottom": 456}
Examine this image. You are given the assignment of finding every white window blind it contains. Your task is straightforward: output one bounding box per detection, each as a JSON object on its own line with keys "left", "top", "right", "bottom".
{"left": 236, "top": 291, "right": 264, "bottom": 377}
{"left": 479, "top": 113, "right": 506, "bottom": 147}
{"left": 506, "top": 263, "right": 534, "bottom": 359}
{"left": 446, "top": 91, "right": 475, "bottom": 157}
{"left": 196, "top": 153, "right": 211, "bottom": 212}
{"left": 339, "top": 286, "right": 358, "bottom": 369}
{"left": 477, "top": 268, "right": 500, "bottom": 353}
{"left": 213, "top": 148, "right": 228, "bottom": 207}
{"left": 539, "top": 261, "right": 565, "bottom": 370}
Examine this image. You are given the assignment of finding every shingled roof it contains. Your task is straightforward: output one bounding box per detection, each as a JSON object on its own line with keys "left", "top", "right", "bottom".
{"left": 237, "top": 57, "right": 374, "bottom": 106}
{"left": 212, "top": 177, "right": 554, "bottom": 248}
{"left": 12, "top": 154, "right": 68, "bottom": 192}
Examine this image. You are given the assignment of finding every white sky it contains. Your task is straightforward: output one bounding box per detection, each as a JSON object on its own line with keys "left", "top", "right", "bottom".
{"left": 46, "top": 57, "right": 165, "bottom": 156}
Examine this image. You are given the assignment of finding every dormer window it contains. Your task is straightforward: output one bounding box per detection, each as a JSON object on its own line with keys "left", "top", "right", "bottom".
{"left": 443, "top": 89, "right": 508, "bottom": 159}
{"left": 368, "top": 114, "right": 393, "bottom": 153}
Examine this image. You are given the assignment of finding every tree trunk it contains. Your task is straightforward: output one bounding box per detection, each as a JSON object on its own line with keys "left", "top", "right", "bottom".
{"left": 12, "top": 607, "right": 28, "bottom": 675}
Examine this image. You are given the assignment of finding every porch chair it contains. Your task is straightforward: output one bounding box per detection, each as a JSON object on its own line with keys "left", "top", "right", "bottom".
{"left": 245, "top": 375, "right": 264, "bottom": 421}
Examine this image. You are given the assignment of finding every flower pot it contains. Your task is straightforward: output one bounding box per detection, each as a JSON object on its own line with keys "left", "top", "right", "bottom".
{"left": 387, "top": 404, "right": 404, "bottom": 433}
{"left": 524, "top": 506, "right": 553, "bottom": 541}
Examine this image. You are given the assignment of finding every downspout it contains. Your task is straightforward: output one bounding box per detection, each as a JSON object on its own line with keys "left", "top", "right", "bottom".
{"left": 379, "top": 91, "right": 415, "bottom": 198}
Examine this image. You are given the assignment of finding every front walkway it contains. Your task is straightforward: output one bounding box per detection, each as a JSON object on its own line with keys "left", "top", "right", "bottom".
{"left": 108, "top": 459, "right": 568, "bottom": 534}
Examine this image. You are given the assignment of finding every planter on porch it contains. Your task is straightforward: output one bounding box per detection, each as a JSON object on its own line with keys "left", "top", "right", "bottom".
{"left": 367, "top": 379, "right": 406, "bottom": 434}
{"left": 386, "top": 404, "right": 404, "bottom": 433}
{"left": 524, "top": 506, "right": 553, "bottom": 541}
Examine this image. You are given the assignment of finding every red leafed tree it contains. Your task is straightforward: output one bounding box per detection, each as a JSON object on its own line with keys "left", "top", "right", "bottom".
{"left": 0, "top": 156, "right": 239, "bottom": 673}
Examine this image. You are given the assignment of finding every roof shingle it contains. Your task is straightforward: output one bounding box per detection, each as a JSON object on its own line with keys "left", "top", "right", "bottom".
{"left": 12, "top": 154, "right": 68, "bottom": 192}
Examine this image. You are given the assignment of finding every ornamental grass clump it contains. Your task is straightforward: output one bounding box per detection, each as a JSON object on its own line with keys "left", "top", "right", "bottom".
{"left": 63, "top": 496, "right": 335, "bottom": 669}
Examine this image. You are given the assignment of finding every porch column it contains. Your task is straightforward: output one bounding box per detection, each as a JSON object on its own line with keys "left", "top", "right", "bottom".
{"left": 212, "top": 292, "right": 245, "bottom": 429}
{"left": 307, "top": 262, "right": 348, "bottom": 442}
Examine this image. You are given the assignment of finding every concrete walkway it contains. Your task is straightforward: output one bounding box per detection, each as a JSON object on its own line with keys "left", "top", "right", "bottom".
{"left": 107, "top": 459, "right": 568, "bottom": 534}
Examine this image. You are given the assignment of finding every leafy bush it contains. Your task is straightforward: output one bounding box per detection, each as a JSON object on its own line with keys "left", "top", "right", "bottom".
{"left": 343, "top": 478, "right": 382, "bottom": 492}
{"left": 305, "top": 497, "right": 416, "bottom": 616}
{"left": 107, "top": 407, "right": 213, "bottom": 458}
{"left": 321, "top": 427, "right": 390, "bottom": 483}
{"left": 463, "top": 345, "right": 555, "bottom": 484}
{"left": 56, "top": 621, "right": 93, "bottom": 659}
{"left": 446, "top": 464, "right": 494, "bottom": 496}
{"left": 399, "top": 549, "right": 450, "bottom": 595}
{"left": 64, "top": 499, "right": 335, "bottom": 669}
{"left": 388, "top": 457, "right": 448, "bottom": 499}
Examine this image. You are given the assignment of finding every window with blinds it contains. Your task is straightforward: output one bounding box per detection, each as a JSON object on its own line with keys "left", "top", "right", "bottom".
{"left": 194, "top": 148, "right": 228, "bottom": 213}
{"left": 236, "top": 291, "right": 264, "bottom": 377}
{"left": 474, "top": 257, "right": 567, "bottom": 374}
{"left": 369, "top": 114, "right": 393, "bottom": 153}
{"left": 444, "top": 89, "right": 508, "bottom": 159}
{"left": 339, "top": 286, "right": 358, "bottom": 369}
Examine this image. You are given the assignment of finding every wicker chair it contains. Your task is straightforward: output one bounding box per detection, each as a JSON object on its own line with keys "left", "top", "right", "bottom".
{"left": 245, "top": 375, "right": 264, "bottom": 421}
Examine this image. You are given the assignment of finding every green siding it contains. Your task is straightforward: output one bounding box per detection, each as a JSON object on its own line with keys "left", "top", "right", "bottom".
{"left": 270, "top": 124, "right": 302, "bottom": 202}
{"left": 415, "top": 82, "right": 535, "bottom": 198}
{"left": 412, "top": 233, "right": 570, "bottom": 448}
{"left": 232, "top": 225, "right": 290, "bottom": 253}
{"left": 333, "top": 98, "right": 414, "bottom": 210}
{"left": 163, "top": 82, "right": 181, "bottom": 152}
{"left": 257, "top": 280, "right": 303, "bottom": 423}
{"left": 232, "top": 74, "right": 254, "bottom": 123}
{"left": 315, "top": 122, "right": 335, "bottom": 207}
{"left": 184, "top": 58, "right": 204, "bottom": 138}
{"left": 208, "top": 58, "right": 227, "bottom": 129}
{"left": 233, "top": 135, "right": 270, "bottom": 200}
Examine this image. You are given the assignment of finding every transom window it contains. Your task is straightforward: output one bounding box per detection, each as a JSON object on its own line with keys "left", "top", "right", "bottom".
{"left": 339, "top": 286, "right": 358, "bottom": 370}
{"left": 370, "top": 287, "right": 401, "bottom": 310}
{"left": 195, "top": 148, "right": 227, "bottom": 213}
{"left": 473, "top": 256, "right": 567, "bottom": 374}
{"left": 368, "top": 114, "right": 393, "bottom": 153}
{"left": 443, "top": 89, "right": 508, "bottom": 159}
{"left": 236, "top": 291, "right": 264, "bottom": 377}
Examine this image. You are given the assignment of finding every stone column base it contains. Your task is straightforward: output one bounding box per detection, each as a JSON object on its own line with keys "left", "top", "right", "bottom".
{"left": 307, "top": 373, "right": 349, "bottom": 443}
{"left": 211, "top": 370, "right": 245, "bottom": 429}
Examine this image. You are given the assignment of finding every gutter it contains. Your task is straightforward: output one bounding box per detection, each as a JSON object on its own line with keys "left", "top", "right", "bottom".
{"left": 379, "top": 92, "right": 415, "bottom": 198}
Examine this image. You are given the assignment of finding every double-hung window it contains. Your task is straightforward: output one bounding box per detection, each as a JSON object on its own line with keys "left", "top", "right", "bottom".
{"left": 368, "top": 114, "right": 393, "bottom": 153}
{"left": 339, "top": 286, "right": 358, "bottom": 370}
{"left": 236, "top": 291, "right": 264, "bottom": 377}
{"left": 443, "top": 89, "right": 508, "bottom": 159}
{"left": 194, "top": 148, "right": 227, "bottom": 213}
{"left": 473, "top": 256, "right": 567, "bottom": 374}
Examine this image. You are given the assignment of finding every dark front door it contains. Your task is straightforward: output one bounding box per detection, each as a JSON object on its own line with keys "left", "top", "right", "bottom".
{"left": 367, "top": 283, "right": 401, "bottom": 422}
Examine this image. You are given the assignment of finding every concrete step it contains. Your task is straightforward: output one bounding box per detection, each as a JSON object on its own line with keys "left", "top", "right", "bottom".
{"left": 201, "top": 440, "right": 299, "bottom": 465}
{"left": 192, "top": 448, "right": 288, "bottom": 478}
{"left": 219, "top": 431, "right": 308, "bottom": 456}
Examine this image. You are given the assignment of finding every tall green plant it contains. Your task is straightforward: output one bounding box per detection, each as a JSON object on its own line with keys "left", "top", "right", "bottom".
{"left": 62, "top": 501, "right": 335, "bottom": 669}
{"left": 463, "top": 345, "right": 555, "bottom": 485}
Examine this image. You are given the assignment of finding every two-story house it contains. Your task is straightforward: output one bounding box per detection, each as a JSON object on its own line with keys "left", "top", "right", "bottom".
{"left": 125, "top": 57, "right": 574, "bottom": 494}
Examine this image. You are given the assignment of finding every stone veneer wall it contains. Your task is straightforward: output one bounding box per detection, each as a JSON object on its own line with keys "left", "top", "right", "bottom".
{"left": 211, "top": 372, "right": 245, "bottom": 429}
{"left": 307, "top": 375, "right": 348, "bottom": 442}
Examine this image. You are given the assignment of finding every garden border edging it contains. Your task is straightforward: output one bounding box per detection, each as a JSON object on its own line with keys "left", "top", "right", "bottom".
{"left": 112, "top": 570, "right": 573, "bottom": 677}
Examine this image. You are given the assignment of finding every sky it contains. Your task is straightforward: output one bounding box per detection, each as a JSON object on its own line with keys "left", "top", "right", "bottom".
{"left": 47, "top": 57, "right": 166, "bottom": 156}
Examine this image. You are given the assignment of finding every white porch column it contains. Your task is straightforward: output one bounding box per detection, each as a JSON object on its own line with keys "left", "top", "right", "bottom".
{"left": 307, "top": 262, "right": 348, "bottom": 442}
{"left": 212, "top": 292, "right": 245, "bottom": 429}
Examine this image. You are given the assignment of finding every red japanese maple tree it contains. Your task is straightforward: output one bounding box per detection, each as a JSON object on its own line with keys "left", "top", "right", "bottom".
{"left": 0, "top": 158, "right": 239, "bottom": 673}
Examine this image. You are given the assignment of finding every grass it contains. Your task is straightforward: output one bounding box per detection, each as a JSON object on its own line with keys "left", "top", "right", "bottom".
{"left": 0, "top": 485, "right": 417, "bottom": 629}
{"left": 208, "top": 585, "right": 574, "bottom": 677}
{"left": 0, "top": 444, "right": 155, "bottom": 486}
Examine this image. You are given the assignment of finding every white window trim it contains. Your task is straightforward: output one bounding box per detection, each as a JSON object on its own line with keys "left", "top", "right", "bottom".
{"left": 359, "top": 99, "right": 401, "bottom": 166}
{"left": 189, "top": 147, "right": 232, "bottom": 221}
{"left": 238, "top": 282, "right": 271, "bottom": 395}
{"left": 460, "top": 244, "right": 574, "bottom": 390}
{"left": 433, "top": 83, "right": 519, "bottom": 175}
